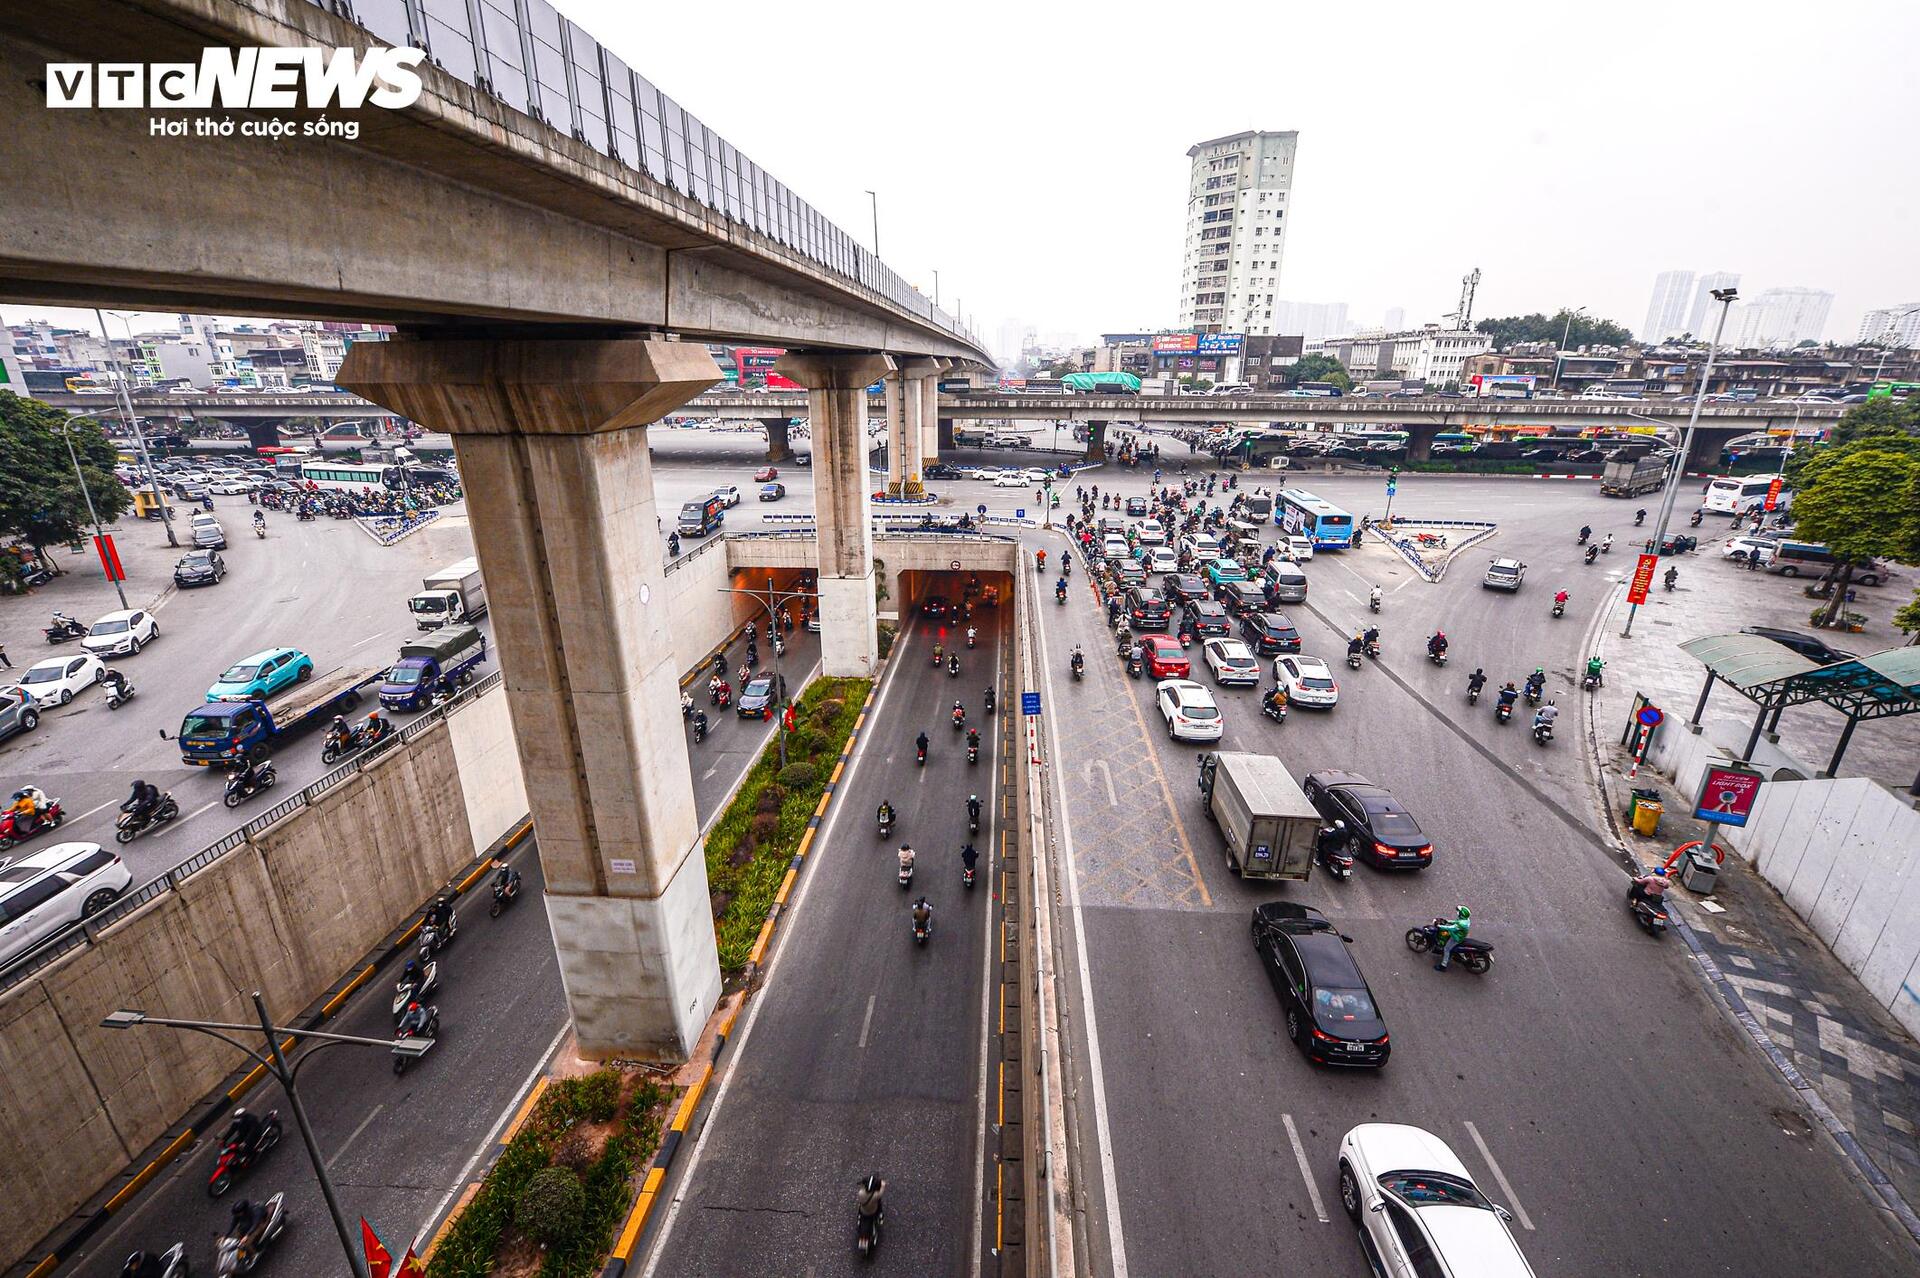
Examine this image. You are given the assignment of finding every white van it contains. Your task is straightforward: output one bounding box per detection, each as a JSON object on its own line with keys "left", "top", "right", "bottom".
{"left": 0, "top": 842, "right": 132, "bottom": 968}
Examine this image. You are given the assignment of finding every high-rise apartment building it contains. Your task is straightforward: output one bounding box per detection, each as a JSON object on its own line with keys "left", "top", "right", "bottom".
{"left": 1859, "top": 304, "right": 1920, "bottom": 348}
{"left": 1729, "top": 287, "right": 1833, "bottom": 350}
{"left": 1686, "top": 273, "right": 1740, "bottom": 338}
{"left": 1640, "top": 270, "right": 1695, "bottom": 342}
{"left": 1177, "top": 131, "right": 1298, "bottom": 336}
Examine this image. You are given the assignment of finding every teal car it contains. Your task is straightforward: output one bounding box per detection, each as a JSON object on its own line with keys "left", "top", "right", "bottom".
{"left": 1204, "top": 558, "right": 1248, "bottom": 587}
{"left": 206, "top": 647, "right": 314, "bottom": 702}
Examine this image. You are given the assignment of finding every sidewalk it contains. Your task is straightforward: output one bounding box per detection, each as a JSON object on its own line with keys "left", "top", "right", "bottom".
{"left": 1580, "top": 546, "right": 1920, "bottom": 1238}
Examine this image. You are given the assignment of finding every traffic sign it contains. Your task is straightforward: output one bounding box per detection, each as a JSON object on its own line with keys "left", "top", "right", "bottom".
{"left": 1021, "top": 691, "right": 1042, "bottom": 717}
{"left": 977, "top": 504, "right": 988, "bottom": 517}
{"left": 1386, "top": 481, "right": 1397, "bottom": 496}
{"left": 1637, "top": 705, "right": 1665, "bottom": 728}
{"left": 1626, "top": 552, "right": 1659, "bottom": 605}
{"left": 1015, "top": 509, "right": 1026, "bottom": 520}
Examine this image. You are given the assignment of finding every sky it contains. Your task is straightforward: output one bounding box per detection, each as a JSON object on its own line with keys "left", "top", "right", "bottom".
{"left": 9, "top": 0, "right": 1918, "bottom": 358}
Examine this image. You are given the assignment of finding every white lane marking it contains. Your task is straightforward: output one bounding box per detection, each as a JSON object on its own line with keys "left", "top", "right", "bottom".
{"left": 639, "top": 624, "right": 912, "bottom": 1278}
{"left": 1283, "top": 1112, "right": 1329, "bottom": 1222}
{"left": 1085, "top": 758, "right": 1117, "bottom": 806}
{"left": 183, "top": 798, "right": 223, "bottom": 824}
{"left": 857, "top": 993, "right": 877, "bottom": 1049}
{"left": 1032, "top": 583, "right": 1131, "bottom": 1278}
{"left": 349, "top": 633, "right": 384, "bottom": 650}
{"left": 1462, "top": 1120, "right": 1534, "bottom": 1231}
{"left": 328, "top": 1103, "right": 384, "bottom": 1168}
{"left": 72, "top": 797, "right": 122, "bottom": 824}
{"left": 413, "top": 1018, "right": 571, "bottom": 1250}
{"left": 971, "top": 630, "right": 1003, "bottom": 1278}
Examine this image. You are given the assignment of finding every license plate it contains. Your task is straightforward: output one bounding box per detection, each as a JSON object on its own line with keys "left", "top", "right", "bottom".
{"left": 1343, "top": 1044, "right": 1365, "bottom": 1053}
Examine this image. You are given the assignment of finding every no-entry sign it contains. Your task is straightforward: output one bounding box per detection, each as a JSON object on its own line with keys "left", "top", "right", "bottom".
{"left": 1626, "top": 552, "right": 1659, "bottom": 605}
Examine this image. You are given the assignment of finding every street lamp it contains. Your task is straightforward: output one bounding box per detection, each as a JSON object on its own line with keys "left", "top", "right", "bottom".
{"left": 98, "top": 309, "right": 179, "bottom": 547}
{"left": 718, "top": 576, "right": 817, "bottom": 768}
{"left": 102, "top": 991, "right": 428, "bottom": 1278}
{"left": 59, "top": 419, "right": 130, "bottom": 611}
{"left": 1551, "top": 306, "right": 1588, "bottom": 391}
{"left": 1623, "top": 287, "right": 1738, "bottom": 639}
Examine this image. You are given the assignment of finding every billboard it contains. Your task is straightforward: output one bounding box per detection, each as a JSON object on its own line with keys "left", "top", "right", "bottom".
{"left": 1152, "top": 333, "right": 1199, "bottom": 353}
{"left": 1694, "top": 766, "right": 1763, "bottom": 827}
{"left": 1469, "top": 374, "right": 1536, "bottom": 397}
{"left": 1196, "top": 333, "right": 1244, "bottom": 355}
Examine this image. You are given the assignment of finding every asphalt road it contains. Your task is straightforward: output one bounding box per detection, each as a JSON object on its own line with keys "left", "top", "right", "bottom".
{"left": 638, "top": 610, "right": 1003, "bottom": 1278}
{"left": 1030, "top": 462, "right": 1920, "bottom": 1276}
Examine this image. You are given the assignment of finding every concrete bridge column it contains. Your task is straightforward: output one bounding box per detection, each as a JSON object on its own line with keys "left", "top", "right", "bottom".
{"left": 776, "top": 351, "right": 894, "bottom": 677}
{"left": 762, "top": 416, "right": 793, "bottom": 463}
{"left": 1405, "top": 422, "right": 1441, "bottom": 462}
{"left": 241, "top": 421, "right": 282, "bottom": 452}
{"left": 1686, "top": 427, "right": 1734, "bottom": 475}
{"left": 938, "top": 416, "right": 955, "bottom": 451}
{"left": 1084, "top": 419, "right": 1109, "bottom": 462}
{"left": 899, "top": 358, "right": 940, "bottom": 494}
{"left": 918, "top": 358, "right": 948, "bottom": 465}
{"left": 337, "top": 336, "right": 725, "bottom": 1063}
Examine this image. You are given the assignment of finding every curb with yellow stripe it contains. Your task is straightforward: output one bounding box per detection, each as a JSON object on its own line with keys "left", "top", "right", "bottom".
{"left": 598, "top": 679, "right": 880, "bottom": 1278}
{"left": 18, "top": 818, "right": 534, "bottom": 1278}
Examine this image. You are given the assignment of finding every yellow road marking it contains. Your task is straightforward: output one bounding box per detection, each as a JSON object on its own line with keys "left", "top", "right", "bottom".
{"left": 1115, "top": 666, "right": 1212, "bottom": 907}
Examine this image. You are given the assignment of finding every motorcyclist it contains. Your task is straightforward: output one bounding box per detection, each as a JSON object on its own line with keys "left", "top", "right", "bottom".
{"left": 1584, "top": 543, "right": 1599, "bottom": 563}
{"left": 400, "top": 956, "right": 429, "bottom": 996}
{"left": 983, "top": 686, "right": 996, "bottom": 714}
{"left": 967, "top": 794, "right": 982, "bottom": 826}
{"left": 104, "top": 665, "right": 130, "bottom": 695}
{"left": 1524, "top": 668, "right": 1546, "bottom": 699}
{"left": 1467, "top": 668, "right": 1487, "bottom": 697}
{"left": 897, "top": 844, "right": 915, "bottom": 876}
{"left": 121, "top": 780, "right": 160, "bottom": 827}
{"left": 1664, "top": 566, "right": 1680, "bottom": 589}
{"left": 1056, "top": 577, "right": 1068, "bottom": 601}
{"left": 229, "top": 755, "right": 265, "bottom": 793}
{"left": 1553, "top": 588, "right": 1570, "bottom": 609}
{"left": 493, "top": 858, "right": 520, "bottom": 898}
{"left": 9, "top": 786, "right": 45, "bottom": 834}
{"left": 952, "top": 700, "right": 966, "bottom": 728}
{"left": 1035, "top": 549, "right": 1046, "bottom": 572}
{"left": 691, "top": 708, "right": 708, "bottom": 739}
{"left": 1316, "top": 820, "right": 1346, "bottom": 863}
{"left": 1634, "top": 508, "right": 1647, "bottom": 525}
{"left": 1368, "top": 585, "right": 1382, "bottom": 610}
{"left": 227, "top": 1198, "right": 263, "bottom": 1243}
{"left": 1534, "top": 700, "right": 1559, "bottom": 733}
{"left": 222, "top": 1107, "right": 264, "bottom": 1159}
{"left": 915, "top": 730, "right": 930, "bottom": 761}
{"left": 857, "top": 1174, "right": 887, "bottom": 1225}
{"left": 961, "top": 844, "right": 980, "bottom": 877}
{"left": 425, "top": 894, "right": 454, "bottom": 936}
{"left": 1628, "top": 865, "right": 1675, "bottom": 907}
{"left": 1262, "top": 684, "right": 1289, "bottom": 716}
{"left": 966, "top": 726, "right": 981, "bottom": 755}
{"left": 947, "top": 652, "right": 961, "bottom": 676}
{"left": 1577, "top": 524, "right": 1592, "bottom": 544}
{"left": 398, "top": 1000, "right": 434, "bottom": 1037}
{"left": 1433, "top": 905, "right": 1471, "bottom": 971}
{"left": 1427, "top": 631, "right": 1448, "bottom": 659}
{"left": 361, "top": 708, "right": 389, "bottom": 744}
{"left": 120, "top": 1251, "right": 167, "bottom": 1278}
{"left": 252, "top": 509, "right": 265, "bottom": 530}
{"left": 911, "top": 895, "right": 933, "bottom": 933}
{"left": 1070, "top": 645, "right": 1085, "bottom": 675}
{"left": 967, "top": 625, "right": 978, "bottom": 648}
{"left": 877, "top": 800, "right": 895, "bottom": 830}
{"left": 1362, "top": 626, "right": 1380, "bottom": 654}
{"left": 1585, "top": 656, "right": 1606, "bottom": 685}
{"left": 1601, "top": 533, "right": 1614, "bottom": 553}
{"left": 1347, "top": 633, "right": 1365, "bottom": 661}
{"left": 1496, "top": 681, "right": 1520, "bottom": 711}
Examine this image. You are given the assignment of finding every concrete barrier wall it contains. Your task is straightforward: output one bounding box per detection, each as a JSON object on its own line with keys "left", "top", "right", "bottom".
{"left": 0, "top": 717, "right": 500, "bottom": 1259}
{"left": 447, "top": 683, "right": 530, "bottom": 858}
{"left": 666, "top": 537, "right": 757, "bottom": 675}
{"left": 1726, "top": 777, "right": 1920, "bottom": 1039}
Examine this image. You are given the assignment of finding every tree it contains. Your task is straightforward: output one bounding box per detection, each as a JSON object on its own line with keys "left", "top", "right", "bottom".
{"left": 0, "top": 395, "right": 131, "bottom": 555}
{"left": 1286, "top": 354, "right": 1352, "bottom": 391}
{"left": 1475, "top": 310, "right": 1634, "bottom": 351}
{"left": 1783, "top": 397, "right": 1920, "bottom": 489}
{"left": 1788, "top": 448, "right": 1920, "bottom": 625}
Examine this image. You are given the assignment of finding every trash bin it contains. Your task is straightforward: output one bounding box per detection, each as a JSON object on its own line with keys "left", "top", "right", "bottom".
{"left": 1680, "top": 849, "right": 1720, "bottom": 894}
{"left": 1628, "top": 789, "right": 1663, "bottom": 836}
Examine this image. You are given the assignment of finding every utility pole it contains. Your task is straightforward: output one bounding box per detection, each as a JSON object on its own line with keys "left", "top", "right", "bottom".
{"left": 1552, "top": 306, "right": 1588, "bottom": 391}
{"left": 864, "top": 190, "right": 880, "bottom": 258}
{"left": 61, "top": 420, "right": 130, "bottom": 610}
{"left": 719, "top": 577, "right": 817, "bottom": 768}
{"left": 98, "top": 309, "right": 179, "bottom": 547}
{"left": 1624, "top": 287, "right": 1737, "bottom": 639}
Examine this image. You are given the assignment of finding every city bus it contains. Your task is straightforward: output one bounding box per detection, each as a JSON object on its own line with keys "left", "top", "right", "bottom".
{"left": 1276, "top": 488, "right": 1356, "bottom": 549}
{"left": 298, "top": 460, "right": 403, "bottom": 491}
{"left": 1702, "top": 474, "right": 1790, "bottom": 518}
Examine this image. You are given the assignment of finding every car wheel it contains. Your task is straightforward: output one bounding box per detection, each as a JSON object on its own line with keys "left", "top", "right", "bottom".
{"left": 58, "top": 689, "right": 73, "bottom": 705}
{"left": 82, "top": 887, "right": 120, "bottom": 916}
{"left": 1285, "top": 1007, "right": 1303, "bottom": 1046}
{"left": 1339, "top": 1162, "right": 1363, "bottom": 1221}
{"left": 1781, "top": 566, "right": 1799, "bottom": 578}
{"left": 20, "top": 711, "right": 37, "bottom": 731}
{"left": 296, "top": 664, "right": 312, "bottom": 682}
{"left": 93, "top": 667, "right": 105, "bottom": 683}
{"left": 1349, "top": 834, "right": 1369, "bottom": 867}
{"left": 132, "top": 636, "right": 143, "bottom": 653}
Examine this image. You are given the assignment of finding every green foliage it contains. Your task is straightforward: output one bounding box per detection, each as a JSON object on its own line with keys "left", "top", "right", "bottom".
{"left": 1790, "top": 447, "right": 1920, "bottom": 622}
{"left": 1286, "top": 354, "right": 1352, "bottom": 391}
{"left": 540, "top": 1135, "right": 637, "bottom": 1277}
{"left": 1786, "top": 398, "right": 1920, "bottom": 489}
{"left": 516, "top": 1167, "right": 586, "bottom": 1247}
{"left": 877, "top": 620, "right": 897, "bottom": 660}
{"left": 1475, "top": 310, "right": 1633, "bottom": 351}
{"left": 706, "top": 677, "right": 870, "bottom": 968}
{"left": 427, "top": 1124, "right": 554, "bottom": 1276}
{"left": 1894, "top": 590, "right": 1920, "bottom": 639}
{"left": 0, "top": 395, "right": 132, "bottom": 548}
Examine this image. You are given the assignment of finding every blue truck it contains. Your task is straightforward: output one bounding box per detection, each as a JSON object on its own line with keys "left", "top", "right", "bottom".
{"left": 380, "top": 625, "right": 488, "bottom": 711}
{"left": 174, "top": 666, "right": 383, "bottom": 766}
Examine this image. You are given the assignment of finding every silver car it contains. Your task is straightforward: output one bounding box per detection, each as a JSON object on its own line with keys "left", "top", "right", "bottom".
{"left": 0, "top": 687, "right": 39, "bottom": 742}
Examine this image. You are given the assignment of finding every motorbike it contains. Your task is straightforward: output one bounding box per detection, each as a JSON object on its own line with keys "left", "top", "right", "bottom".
{"left": 984, "top": 689, "right": 996, "bottom": 715}
{"left": 115, "top": 794, "right": 180, "bottom": 843}
{"left": 1261, "top": 699, "right": 1287, "bottom": 724}
{"left": 948, "top": 657, "right": 960, "bottom": 679}
{"left": 1634, "top": 511, "right": 1647, "bottom": 526}
{"left": 253, "top": 523, "right": 266, "bottom": 540}
{"left": 1364, "top": 639, "right": 1381, "bottom": 660}
{"left": 214, "top": 1192, "right": 288, "bottom": 1276}
{"left": 1070, "top": 658, "right": 1084, "bottom": 682}
{"left": 1056, "top": 588, "right": 1067, "bottom": 606}
{"left": 0, "top": 798, "right": 65, "bottom": 851}
{"left": 967, "top": 741, "right": 979, "bottom": 765}
{"left": 1367, "top": 595, "right": 1380, "bottom": 613}
{"left": 968, "top": 806, "right": 980, "bottom": 835}
{"left": 1315, "top": 838, "right": 1354, "bottom": 882}
{"left": 1532, "top": 719, "right": 1554, "bottom": 746}
{"left": 223, "top": 762, "right": 277, "bottom": 808}
{"left": 393, "top": 1006, "right": 439, "bottom": 1074}
{"left": 419, "top": 910, "right": 458, "bottom": 957}
{"left": 692, "top": 716, "right": 707, "bottom": 744}
{"left": 489, "top": 872, "right": 521, "bottom": 918}
{"left": 1664, "top": 573, "right": 1678, "bottom": 593}
{"left": 1404, "top": 920, "right": 1494, "bottom": 973}
{"left": 952, "top": 708, "right": 966, "bottom": 731}
{"left": 1126, "top": 653, "right": 1143, "bottom": 679}
{"left": 1627, "top": 888, "right": 1671, "bottom": 937}
{"left": 321, "top": 723, "right": 390, "bottom": 765}
{"left": 1428, "top": 648, "right": 1448, "bottom": 667}
{"left": 1689, "top": 509, "right": 1704, "bottom": 528}
{"left": 916, "top": 742, "right": 927, "bottom": 766}
{"left": 1600, "top": 539, "right": 1613, "bottom": 555}
{"left": 127, "top": 1244, "right": 189, "bottom": 1278}
{"left": 912, "top": 913, "right": 932, "bottom": 945}
{"left": 43, "top": 615, "right": 87, "bottom": 644}
{"left": 1524, "top": 683, "right": 1543, "bottom": 707}
{"left": 393, "top": 959, "right": 439, "bottom": 1026}
{"left": 1466, "top": 683, "right": 1482, "bottom": 706}
{"left": 1576, "top": 528, "right": 1591, "bottom": 545}
{"left": 1346, "top": 651, "right": 1362, "bottom": 671}
{"left": 878, "top": 812, "right": 895, "bottom": 840}
{"left": 106, "top": 678, "right": 136, "bottom": 710}
{"left": 207, "top": 1110, "right": 282, "bottom": 1196}
{"left": 1582, "top": 670, "right": 1602, "bottom": 692}
{"left": 1495, "top": 699, "right": 1514, "bottom": 724}
{"left": 681, "top": 695, "right": 695, "bottom": 720}
{"left": 856, "top": 1205, "right": 883, "bottom": 1259}
{"left": 1584, "top": 545, "right": 1599, "bottom": 565}
{"left": 1551, "top": 599, "right": 1566, "bottom": 619}
{"left": 963, "top": 857, "right": 977, "bottom": 890}
{"left": 898, "top": 855, "right": 914, "bottom": 889}
{"left": 709, "top": 684, "right": 731, "bottom": 709}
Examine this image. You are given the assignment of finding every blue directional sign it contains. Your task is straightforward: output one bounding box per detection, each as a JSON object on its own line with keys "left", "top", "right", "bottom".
{"left": 1386, "top": 480, "right": 1397, "bottom": 496}
{"left": 976, "top": 504, "right": 988, "bottom": 517}
{"left": 1015, "top": 508, "right": 1026, "bottom": 520}
{"left": 1021, "top": 691, "right": 1042, "bottom": 716}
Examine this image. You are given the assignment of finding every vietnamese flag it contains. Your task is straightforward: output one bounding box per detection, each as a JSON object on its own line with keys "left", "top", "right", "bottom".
{"left": 397, "top": 1250, "right": 428, "bottom": 1277}
{"left": 361, "top": 1218, "right": 395, "bottom": 1278}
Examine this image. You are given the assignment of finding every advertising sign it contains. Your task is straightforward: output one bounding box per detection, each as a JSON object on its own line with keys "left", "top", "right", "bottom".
{"left": 764, "top": 372, "right": 801, "bottom": 390}
{"left": 1764, "top": 476, "right": 1783, "bottom": 511}
{"left": 1694, "top": 766, "right": 1763, "bottom": 827}
{"left": 1152, "top": 333, "right": 1199, "bottom": 353}
{"left": 1627, "top": 552, "right": 1659, "bottom": 605}
{"left": 938, "top": 379, "right": 971, "bottom": 394}
{"left": 1196, "top": 333, "right": 1244, "bottom": 355}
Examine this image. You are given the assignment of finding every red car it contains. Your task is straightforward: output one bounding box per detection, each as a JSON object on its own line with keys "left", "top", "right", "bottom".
{"left": 754, "top": 466, "right": 779, "bottom": 482}
{"left": 1142, "top": 635, "right": 1191, "bottom": 679}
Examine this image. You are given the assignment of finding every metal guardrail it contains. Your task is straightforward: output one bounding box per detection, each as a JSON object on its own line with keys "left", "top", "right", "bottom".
{"left": 0, "top": 670, "right": 507, "bottom": 993}
{"left": 663, "top": 531, "right": 728, "bottom": 577}
{"left": 309, "top": 0, "right": 982, "bottom": 352}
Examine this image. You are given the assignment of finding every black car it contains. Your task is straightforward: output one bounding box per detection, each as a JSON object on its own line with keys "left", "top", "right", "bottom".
{"left": 1251, "top": 903, "right": 1390, "bottom": 1068}
{"left": 922, "top": 594, "right": 950, "bottom": 618}
{"left": 1741, "top": 626, "right": 1855, "bottom": 666}
{"left": 1125, "top": 496, "right": 1149, "bottom": 517}
{"left": 1216, "top": 579, "right": 1268, "bottom": 617}
{"left": 173, "top": 549, "right": 226, "bottom": 587}
{"left": 1303, "top": 771, "right": 1433, "bottom": 869}
{"left": 1182, "top": 599, "right": 1231, "bottom": 638}
{"left": 1659, "top": 533, "right": 1698, "bottom": 556}
{"left": 1166, "top": 575, "right": 1210, "bottom": 607}
{"left": 1238, "top": 611, "right": 1302, "bottom": 655}
{"left": 737, "top": 671, "right": 785, "bottom": 719}
{"left": 923, "top": 463, "right": 959, "bottom": 480}
{"left": 1125, "top": 586, "right": 1171, "bottom": 633}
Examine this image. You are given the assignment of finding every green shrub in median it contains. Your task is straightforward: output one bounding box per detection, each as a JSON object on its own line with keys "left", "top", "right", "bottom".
{"left": 707, "top": 676, "right": 870, "bottom": 970}
{"left": 516, "top": 1166, "right": 586, "bottom": 1247}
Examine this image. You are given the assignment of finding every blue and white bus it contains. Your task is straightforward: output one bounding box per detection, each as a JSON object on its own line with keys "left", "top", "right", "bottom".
{"left": 1276, "top": 488, "right": 1355, "bottom": 549}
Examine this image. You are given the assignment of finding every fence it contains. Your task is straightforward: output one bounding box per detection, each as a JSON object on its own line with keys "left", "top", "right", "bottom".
{"left": 0, "top": 670, "right": 506, "bottom": 993}
{"left": 307, "top": 0, "right": 980, "bottom": 350}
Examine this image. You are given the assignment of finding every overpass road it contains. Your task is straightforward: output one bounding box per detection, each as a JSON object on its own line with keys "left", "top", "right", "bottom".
{"left": 1025, "top": 461, "right": 1918, "bottom": 1276}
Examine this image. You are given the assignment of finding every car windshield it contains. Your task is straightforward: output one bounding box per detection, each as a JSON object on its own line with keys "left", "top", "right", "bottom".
{"left": 1313, "top": 987, "right": 1378, "bottom": 1027}
{"left": 90, "top": 619, "right": 130, "bottom": 635}
{"left": 388, "top": 665, "right": 425, "bottom": 686}
{"left": 21, "top": 665, "right": 66, "bottom": 684}
{"left": 179, "top": 712, "right": 231, "bottom": 740}
{"left": 1301, "top": 676, "right": 1337, "bottom": 689}
{"left": 219, "top": 663, "right": 263, "bottom": 683}
{"left": 181, "top": 554, "right": 211, "bottom": 567}
{"left": 1369, "top": 810, "right": 1422, "bottom": 839}
{"left": 746, "top": 677, "right": 774, "bottom": 697}
{"left": 1380, "top": 1171, "right": 1491, "bottom": 1210}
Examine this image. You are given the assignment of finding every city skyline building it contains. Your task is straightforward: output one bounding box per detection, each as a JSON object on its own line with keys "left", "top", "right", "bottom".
{"left": 1641, "top": 269, "right": 1695, "bottom": 342}
{"left": 1859, "top": 304, "right": 1920, "bottom": 349}
{"left": 1686, "top": 272, "right": 1741, "bottom": 337}
{"left": 1177, "top": 130, "right": 1298, "bottom": 336}
{"left": 1729, "top": 287, "right": 1834, "bottom": 350}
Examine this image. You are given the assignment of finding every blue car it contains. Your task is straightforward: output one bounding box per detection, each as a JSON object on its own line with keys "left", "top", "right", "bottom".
{"left": 206, "top": 647, "right": 314, "bottom": 702}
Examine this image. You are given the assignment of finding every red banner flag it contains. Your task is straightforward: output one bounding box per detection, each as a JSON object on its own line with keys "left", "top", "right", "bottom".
{"left": 397, "top": 1249, "right": 428, "bottom": 1277}
{"left": 93, "top": 534, "right": 125, "bottom": 583}
{"left": 361, "top": 1218, "right": 395, "bottom": 1278}
{"left": 1626, "top": 553, "right": 1659, "bottom": 605}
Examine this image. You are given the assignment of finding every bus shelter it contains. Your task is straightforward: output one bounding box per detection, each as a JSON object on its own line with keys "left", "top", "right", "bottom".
{"left": 1679, "top": 634, "right": 1920, "bottom": 788}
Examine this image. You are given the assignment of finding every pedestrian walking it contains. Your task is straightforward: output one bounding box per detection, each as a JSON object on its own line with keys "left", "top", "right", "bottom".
{"left": 0, "top": 642, "right": 10, "bottom": 669}
{"left": 1747, "top": 549, "right": 1761, "bottom": 571}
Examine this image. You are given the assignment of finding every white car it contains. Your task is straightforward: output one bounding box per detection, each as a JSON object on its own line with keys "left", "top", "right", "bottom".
{"left": 80, "top": 609, "right": 159, "bottom": 659}
{"left": 1272, "top": 654, "right": 1339, "bottom": 707}
{"left": 992, "top": 472, "right": 1028, "bottom": 488}
{"left": 1101, "top": 534, "right": 1133, "bottom": 561}
{"left": 1157, "top": 679, "right": 1223, "bottom": 741}
{"left": 1022, "top": 468, "right": 1051, "bottom": 484}
{"left": 1284, "top": 535, "right": 1315, "bottom": 561}
{"left": 712, "top": 485, "right": 742, "bottom": 508}
{"left": 190, "top": 510, "right": 220, "bottom": 528}
{"left": 14, "top": 653, "right": 107, "bottom": 706}
{"left": 1147, "top": 547, "right": 1180, "bottom": 575}
{"left": 1202, "top": 638, "right": 1261, "bottom": 686}
{"left": 1338, "top": 1124, "right": 1537, "bottom": 1278}
{"left": 1136, "top": 519, "right": 1166, "bottom": 546}
{"left": 1723, "top": 535, "right": 1777, "bottom": 563}
{"left": 1181, "top": 534, "right": 1221, "bottom": 560}
{"left": 0, "top": 842, "right": 132, "bottom": 967}
{"left": 206, "top": 479, "right": 252, "bottom": 495}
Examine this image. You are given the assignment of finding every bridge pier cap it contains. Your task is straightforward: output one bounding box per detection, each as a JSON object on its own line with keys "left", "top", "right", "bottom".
{"left": 774, "top": 350, "right": 894, "bottom": 676}
{"left": 337, "top": 336, "right": 723, "bottom": 1063}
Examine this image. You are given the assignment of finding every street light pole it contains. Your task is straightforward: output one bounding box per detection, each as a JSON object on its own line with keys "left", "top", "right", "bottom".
{"left": 1552, "top": 306, "right": 1587, "bottom": 391}
{"left": 719, "top": 577, "right": 817, "bottom": 768}
{"left": 864, "top": 190, "right": 880, "bottom": 258}
{"left": 60, "top": 421, "right": 131, "bottom": 611}
{"left": 101, "top": 992, "right": 425, "bottom": 1278}
{"left": 1623, "top": 287, "right": 1738, "bottom": 639}
{"left": 98, "top": 309, "right": 179, "bottom": 547}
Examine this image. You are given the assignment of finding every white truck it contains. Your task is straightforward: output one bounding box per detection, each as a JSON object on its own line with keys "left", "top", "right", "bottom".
{"left": 1197, "top": 751, "right": 1321, "bottom": 880}
{"left": 410, "top": 557, "right": 488, "bottom": 631}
